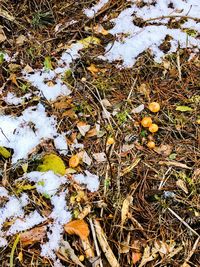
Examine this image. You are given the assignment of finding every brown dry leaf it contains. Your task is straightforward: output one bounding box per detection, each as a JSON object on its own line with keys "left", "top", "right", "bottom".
{"left": 120, "top": 158, "right": 141, "bottom": 177}
{"left": 0, "top": 27, "right": 6, "bottom": 43}
{"left": 87, "top": 64, "right": 99, "bottom": 75}
{"left": 9, "top": 73, "right": 18, "bottom": 86}
{"left": 121, "top": 195, "right": 133, "bottom": 226}
{"left": 77, "top": 122, "right": 90, "bottom": 136}
{"left": 23, "top": 64, "right": 34, "bottom": 73}
{"left": 64, "top": 219, "right": 89, "bottom": 240}
{"left": 94, "top": 24, "right": 109, "bottom": 35}
{"left": 154, "top": 144, "right": 173, "bottom": 157}
{"left": 192, "top": 168, "right": 200, "bottom": 182}
{"left": 85, "top": 127, "right": 97, "bottom": 137}
{"left": 20, "top": 226, "right": 46, "bottom": 247}
{"left": 16, "top": 35, "right": 27, "bottom": 46}
{"left": 176, "top": 179, "right": 188, "bottom": 194}
{"left": 8, "top": 63, "right": 21, "bottom": 72}
{"left": 93, "top": 152, "right": 107, "bottom": 162}
{"left": 62, "top": 109, "right": 77, "bottom": 119}
{"left": 138, "top": 245, "right": 156, "bottom": 267}
{"left": 94, "top": 219, "right": 120, "bottom": 267}
{"left": 137, "top": 83, "right": 150, "bottom": 100}
{"left": 54, "top": 98, "right": 73, "bottom": 109}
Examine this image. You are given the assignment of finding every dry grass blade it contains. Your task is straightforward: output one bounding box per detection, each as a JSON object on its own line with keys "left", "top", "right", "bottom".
{"left": 93, "top": 219, "right": 120, "bottom": 267}
{"left": 158, "top": 161, "right": 192, "bottom": 169}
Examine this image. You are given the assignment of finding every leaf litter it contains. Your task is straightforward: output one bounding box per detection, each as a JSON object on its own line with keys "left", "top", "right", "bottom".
{"left": 0, "top": 0, "right": 200, "bottom": 266}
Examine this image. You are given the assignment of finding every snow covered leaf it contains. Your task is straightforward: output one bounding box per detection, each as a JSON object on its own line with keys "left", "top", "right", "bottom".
{"left": 64, "top": 219, "right": 89, "bottom": 240}
{"left": 0, "top": 146, "right": 11, "bottom": 158}
{"left": 20, "top": 226, "right": 46, "bottom": 247}
{"left": 78, "top": 36, "right": 101, "bottom": 48}
{"left": 176, "top": 106, "right": 193, "bottom": 112}
{"left": 37, "top": 154, "right": 66, "bottom": 175}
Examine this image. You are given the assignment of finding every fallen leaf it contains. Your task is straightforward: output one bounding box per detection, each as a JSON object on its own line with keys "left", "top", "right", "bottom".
{"left": 44, "top": 56, "right": 53, "bottom": 71}
{"left": 137, "top": 83, "right": 150, "bottom": 100}
{"left": 158, "top": 161, "right": 192, "bottom": 169}
{"left": 77, "top": 122, "right": 90, "bottom": 136}
{"left": 8, "top": 63, "right": 21, "bottom": 72}
{"left": 138, "top": 245, "right": 155, "bottom": 267}
{"left": 87, "top": 64, "right": 99, "bottom": 75}
{"left": 37, "top": 153, "right": 66, "bottom": 175}
{"left": 176, "top": 179, "right": 188, "bottom": 194}
{"left": 120, "top": 158, "right": 141, "bottom": 176}
{"left": 78, "top": 36, "right": 101, "bottom": 48}
{"left": 154, "top": 144, "right": 173, "bottom": 157}
{"left": 131, "top": 104, "right": 145, "bottom": 114}
{"left": 64, "top": 219, "right": 89, "bottom": 240}
{"left": 54, "top": 98, "right": 73, "bottom": 109}
{"left": 23, "top": 64, "right": 34, "bottom": 73}
{"left": 69, "top": 154, "right": 80, "bottom": 168}
{"left": 132, "top": 251, "right": 142, "bottom": 264}
{"left": 0, "top": 147, "right": 11, "bottom": 158}
{"left": 192, "top": 168, "right": 200, "bottom": 182}
{"left": 93, "top": 152, "right": 107, "bottom": 162}
{"left": 0, "top": 27, "right": 6, "bottom": 43}
{"left": 121, "top": 195, "right": 133, "bottom": 226}
{"left": 85, "top": 127, "right": 97, "bottom": 137}
{"left": 16, "top": 35, "right": 26, "bottom": 46}
{"left": 176, "top": 106, "right": 193, "bottom": 112}
{"left": 94, "top": 24, "right": 109, "bottom": 35}
{"left": 62, "top": 109, "right": 77, "bottom": 119}
{"left": 20, "top": 226, "right": 46, "bottom": 247}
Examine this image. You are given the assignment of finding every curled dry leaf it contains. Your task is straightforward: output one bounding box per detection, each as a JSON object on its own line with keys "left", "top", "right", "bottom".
{"left": 176, "top": 179, "right": 188, "bottom": 194}
{"left": 20, "top": 226, "right": 46, "bottom": 247}
{"left": 64, "top": 219, "right": 89, "bottom": 240}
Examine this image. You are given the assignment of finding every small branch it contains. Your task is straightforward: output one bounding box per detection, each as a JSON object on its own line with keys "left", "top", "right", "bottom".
{"left": 145, "top": 15, "right": 200, "bottom": 23}
{"left": 168, "top": 207, "right": 200, "bottom": 237}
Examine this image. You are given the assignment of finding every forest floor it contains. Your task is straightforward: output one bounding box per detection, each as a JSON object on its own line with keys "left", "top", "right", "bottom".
{"left": 0, "top": 1, "right": 200, "bottom": 267}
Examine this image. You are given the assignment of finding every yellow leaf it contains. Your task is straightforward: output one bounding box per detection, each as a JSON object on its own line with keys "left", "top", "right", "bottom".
{"left": 78, "top": 36, "right": 101, "bottom": 48}
{"left": 37, "top": 153, "right": 66, "bottom": 175}
{"left": 69, "top": 155, "right": 80, "bottom": 168}
{"left": 87, "top": 64, "right": 99, "bottom": 75}
{"left": 0, "top": 146, "right": 11, "bottom": 158}
{"left": 64, "top": 219, "right": 89, "bottom": 240}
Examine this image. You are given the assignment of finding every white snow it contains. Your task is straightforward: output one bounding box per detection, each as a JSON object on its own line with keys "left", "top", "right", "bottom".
{"left": 3, "top": 92, "right": 31, "bottom": 105}
{"left": 54, "top": 134, "right": 68, "bottom": 155}
{"left": 50, "top": 192, "right": 71, "bottom": 224}
{"left": 74, "top": 170, "right": 100, "bottom": 192}
{"left": 99, "top": 0, "right": 200, "bottom": 67}
{"left": 23, "top": 43, "right": 83, "bottom": 101}
{"left": 0, "top": 187, "right": 8, "bottom": 198}
{"left": 41, "top": 222, "right": 63, "bottom": 260}
{"left": 0, "top": 104, "right": 59, "bottom": 163}
{"left": 0, "top": 193, "right": 28, "bottom": 228}
{"left": 84, "top": 0, "right": 109, "bottom": 18}
{"left": 7, "top": 210, "right": 45, "bottom": 235}
{"left": 26, "top": 171, "right": 67, "bottom": 197}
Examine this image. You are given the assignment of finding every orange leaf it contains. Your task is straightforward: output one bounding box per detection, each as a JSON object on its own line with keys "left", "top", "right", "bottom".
{"left": 20, "top": 226, "right": 46, "bottom": 247}
{"left": 87, "top": 64, "right": 99, "bottom": 75}
{"left": 69, "top": 155, "right": 80, "bottom": 168}
{"left": 132, "top": 251, "right": 142, "bottom": 264}
{"left": 64, "top": 219, "right": 89, "bottom": 240}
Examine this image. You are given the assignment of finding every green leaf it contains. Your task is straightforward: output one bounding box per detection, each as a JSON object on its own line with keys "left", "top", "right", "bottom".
{"left": 44, "top": 56, "right": 53, "bottom": 71}
{"left": 37, "top": 153, "right": 66, "bottom": 175}
{"left": 168, "top": 153, "right": 177, "bottom": 160}
{"left": 176, "top": 106, "right": 193, "bottom": 112}
{"left": 0, "top": 147, "right": 11, "bottom": 158}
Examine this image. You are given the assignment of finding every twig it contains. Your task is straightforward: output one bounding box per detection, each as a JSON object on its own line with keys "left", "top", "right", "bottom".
{"left": 93, "top": 219, "right": 120, "bottom": 267}
{"left": 181, "top": 236, "right": 200, "bottom": 267}
{"left": 145, "top": 15, "right": 200, "bottom": 23}
{"left": 168, "top": 207, "right": 200, "bottom": 237}
{"left": 177, "top": 50, "right": 182, "bottom": 81}
{"left": 89, "top": 219, "right": 103, "bottom": 267}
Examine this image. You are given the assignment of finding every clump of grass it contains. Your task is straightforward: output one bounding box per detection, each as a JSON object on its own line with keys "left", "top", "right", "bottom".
{"left": 32, "top": 11, "right": 54, "bottom": 28}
